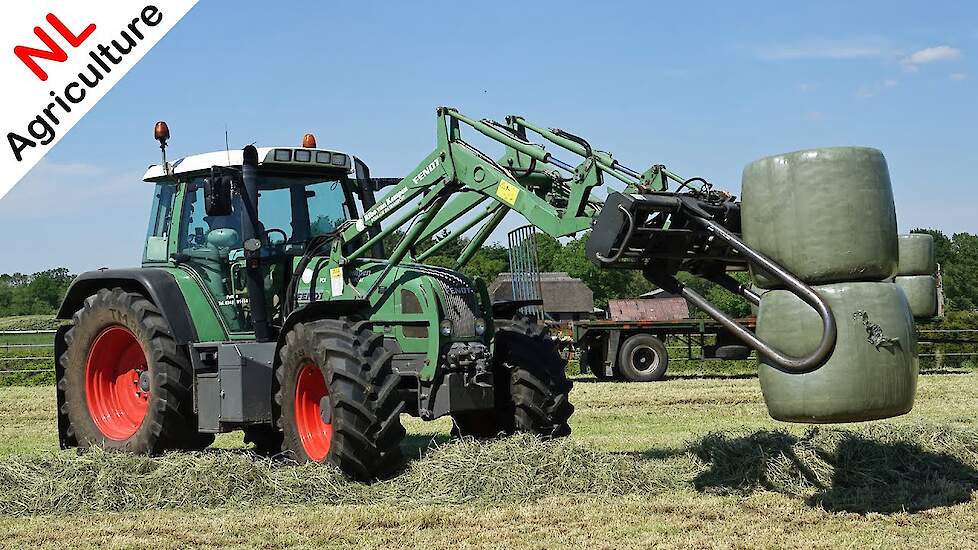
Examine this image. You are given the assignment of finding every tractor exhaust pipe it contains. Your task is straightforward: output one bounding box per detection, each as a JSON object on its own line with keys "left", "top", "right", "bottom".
{"left": 241, "top": 145, "right": 272, "bottom": 342}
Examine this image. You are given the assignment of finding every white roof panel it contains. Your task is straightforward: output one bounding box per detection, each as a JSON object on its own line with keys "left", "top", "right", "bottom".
{"left": 142, "top": 147, "right": 353, "bottom": 182}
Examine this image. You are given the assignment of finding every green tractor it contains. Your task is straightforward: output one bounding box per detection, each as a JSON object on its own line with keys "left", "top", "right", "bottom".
{"left": 54, "top": 116, "right": 574, "bottom": 480}
{"left": 55, "top": 107, "right": 845, "bottom": 480}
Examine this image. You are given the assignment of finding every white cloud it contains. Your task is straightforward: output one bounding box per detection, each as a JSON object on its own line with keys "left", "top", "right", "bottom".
{"left": 797, "top": 83, "right": 815, "bottom": 92}
{"left": 950, "top": 72, "right": 967, "bottom": 80}
{"left": 756, "top": 38, "right": 899, "bottom": 60}
{"left": 883, "top": 79, "right": 898, "bottom": 87}
{"left": 901, "top": 46, "right": 962, "bottom": 69}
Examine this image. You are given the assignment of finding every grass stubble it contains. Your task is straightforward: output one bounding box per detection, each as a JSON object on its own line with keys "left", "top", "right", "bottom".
{"left": 3, "top": 372, "right": 978, "bottom": 547}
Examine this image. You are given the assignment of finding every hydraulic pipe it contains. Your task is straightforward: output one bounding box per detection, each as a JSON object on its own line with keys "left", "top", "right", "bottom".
{"left": 446, "top": 109, "right": 551, "bottom": 164}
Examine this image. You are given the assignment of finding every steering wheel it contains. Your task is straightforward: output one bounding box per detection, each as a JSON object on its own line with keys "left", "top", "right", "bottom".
{"left": 265, "top": 228, "right": 288, "bottom": 245}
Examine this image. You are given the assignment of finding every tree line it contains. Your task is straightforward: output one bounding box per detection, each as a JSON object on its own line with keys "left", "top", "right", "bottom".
{"left": 1, "top": 228, "right": 975, "bottom": 318}
{"left": 415, "top": 227, "right": 978, "bottom": 315}
{"left": 0, "top": 268, "right": 74, "bottom": 317}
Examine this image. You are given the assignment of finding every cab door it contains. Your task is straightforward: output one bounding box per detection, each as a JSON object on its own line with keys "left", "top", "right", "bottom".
{"left": 175, "top": 178, "right": 251, "bottom": 333}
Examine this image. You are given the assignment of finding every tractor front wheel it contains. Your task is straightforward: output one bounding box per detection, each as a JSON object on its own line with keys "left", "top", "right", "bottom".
{"left": 452, "top": 317, "right": 574, "bottom": 439}
{"left": 59, "top": 288, "right": 206, "bottom": 453}
{"left": 275, "top": 320, "right": 405, "bottom": 481}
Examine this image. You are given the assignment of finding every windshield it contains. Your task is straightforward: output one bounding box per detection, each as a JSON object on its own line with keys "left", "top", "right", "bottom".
{"left": 180, "top": 174, "right": 349, "bottom": 252}
{"left": 255, "top": 175, "right": 349, "bottom": 242}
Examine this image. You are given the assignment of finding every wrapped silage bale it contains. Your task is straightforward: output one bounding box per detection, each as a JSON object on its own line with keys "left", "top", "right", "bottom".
{"left": 757, "top": 281, "right": 918, "bottom": 423}
{"left": 742, "top": 147, "right": 898, "bottom": 289}
{"left": 897, "top": 233, "right": 936, "bottom": 276}
{"left": 749, "top": 285, "right": 767, "bottom": 316}
{"left": 895, "top": 275, "right": 939, "bottom": 319}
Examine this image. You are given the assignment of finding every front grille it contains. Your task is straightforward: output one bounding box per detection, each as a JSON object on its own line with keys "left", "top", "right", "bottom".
{"left": 411, "top": 266, "right": 480, "bottom": 337}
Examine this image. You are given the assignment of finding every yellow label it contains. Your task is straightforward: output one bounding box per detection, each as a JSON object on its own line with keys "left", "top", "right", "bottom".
{"left": 496, "top": 179, "right": 520, "bottom": 206}
{"left": 329, "top": 267, "right": 344, "bottom": 297}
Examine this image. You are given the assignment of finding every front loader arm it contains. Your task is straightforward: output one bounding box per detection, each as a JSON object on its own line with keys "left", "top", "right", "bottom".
{"left": 337, "top": 107, "right": 606, "bottom": 272}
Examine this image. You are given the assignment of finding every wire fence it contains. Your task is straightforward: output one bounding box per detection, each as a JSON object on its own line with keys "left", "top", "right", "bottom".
{"left": 2, "top": 327, "right": 977, "bottom": 381}
{"left": 0, "top": 330, "right": 57, "bottom": 381}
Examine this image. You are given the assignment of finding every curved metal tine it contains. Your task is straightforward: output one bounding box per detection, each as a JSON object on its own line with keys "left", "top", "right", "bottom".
{"left": 684, "top": 217, "right": 838, "bottom": 374}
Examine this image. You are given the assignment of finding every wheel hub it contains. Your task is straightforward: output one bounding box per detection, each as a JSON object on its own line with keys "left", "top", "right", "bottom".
{"left": 632, "top": 346, "right": 659, "bottom": 372}
{"left": 138, "top": 370, "right": 152, "bottom": 392}
{"left": 84, "top": 325, "right": 150, "bottom": 441}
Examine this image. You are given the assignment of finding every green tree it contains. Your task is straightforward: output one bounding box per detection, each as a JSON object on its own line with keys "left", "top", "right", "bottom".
{"left": 552, "top": 235, "right": 652, "bottom": 308}
{"left": 912, "top": 228, "right": 978, "bottom": 311}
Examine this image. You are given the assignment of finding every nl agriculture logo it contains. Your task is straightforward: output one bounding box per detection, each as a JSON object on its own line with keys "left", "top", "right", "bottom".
{"left": 0, "top": 2, "right": 197, "bottom": 201}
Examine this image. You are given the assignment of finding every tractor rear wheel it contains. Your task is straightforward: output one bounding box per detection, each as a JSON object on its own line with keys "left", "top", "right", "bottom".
{"left": 275, "top": 320, "right": 405, "bottom": 481}
{"left": 452, "top": 317, "right": 574, "bottom": 439}
{"left": 59, "top": 288, "right": 205, "bottom": 453}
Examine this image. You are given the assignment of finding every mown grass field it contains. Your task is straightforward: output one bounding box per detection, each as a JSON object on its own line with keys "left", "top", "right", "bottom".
{"left": 3, "top": 365, "right": 978, "bottom": 549}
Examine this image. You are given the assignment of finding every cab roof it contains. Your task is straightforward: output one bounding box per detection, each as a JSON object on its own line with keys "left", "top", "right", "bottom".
{"left": 142, "top": 146, "right": 354, "bottom": 182}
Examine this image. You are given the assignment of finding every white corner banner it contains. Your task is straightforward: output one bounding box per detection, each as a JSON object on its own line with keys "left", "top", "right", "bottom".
{"left": 0, "top": 1, "right": 198, "bottom": 201}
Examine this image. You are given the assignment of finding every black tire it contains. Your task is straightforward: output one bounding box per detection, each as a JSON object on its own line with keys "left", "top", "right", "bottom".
{"left": 714, "top": 344, "right": 751, "bottom": 360}
{"left": 59, "top": 288, "right": 205, "bottom": 453}
{"left": 617, "top": 334, "right": 669, "bottom": 382}
{"left": 275, "top": 320, "right": 405, "bottom": 481}
{"left": 585, "top": 342, "right": 614, "bottom": 380}
{"left": 242, "top": 425, "right": 284, "bottom": 456}
{"left": 452, "top": 317, "right": 574, "bottom": 438}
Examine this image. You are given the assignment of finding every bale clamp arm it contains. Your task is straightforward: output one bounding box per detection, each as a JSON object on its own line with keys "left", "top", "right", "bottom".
{"left": 331, "top": 107, "right": 836, "bottom": 373}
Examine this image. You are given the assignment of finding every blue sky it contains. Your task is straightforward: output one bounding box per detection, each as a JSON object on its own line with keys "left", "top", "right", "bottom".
{"left": 1, "top": 0, "right": 975, "bottom": 273}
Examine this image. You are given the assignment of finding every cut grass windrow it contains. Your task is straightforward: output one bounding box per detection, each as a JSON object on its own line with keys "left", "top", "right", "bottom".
{"left": 3, "top": 424, "right": 978, "bottom": 516}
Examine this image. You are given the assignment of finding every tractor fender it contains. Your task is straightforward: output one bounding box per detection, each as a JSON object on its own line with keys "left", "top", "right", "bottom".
{"left": 56, "top": 268, "right": 199, "bottom": 345}
{"left": 275, "top": 299, "right": 372, "bottom": 363}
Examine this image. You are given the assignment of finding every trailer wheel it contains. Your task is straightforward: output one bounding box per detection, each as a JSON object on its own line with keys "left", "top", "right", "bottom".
{"left": 618, "top": 334, "right": 669, "bottom": 382}
{"left": 275, "top": 320, "right": 404, "bottom": 481}
{"left": 585, "top": 342, "right": 614, "bottom": 380}
{"left": 454, "top": 317, "right": 574, "bottom": 438}
{"left": 59, "top": 288, "right": 203, "bottom": 453}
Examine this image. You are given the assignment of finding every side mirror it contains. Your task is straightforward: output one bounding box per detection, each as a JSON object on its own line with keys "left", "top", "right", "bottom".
{"left": 204, "top": 166, "right": 235, "bottom": 216}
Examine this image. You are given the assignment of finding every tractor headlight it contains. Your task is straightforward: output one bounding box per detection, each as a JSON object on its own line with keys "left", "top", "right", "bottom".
{"left": 474, "top": 319, "right": 487, "bottom": 335}
{"left": 439, "top": 320, "right": 453, "bottom": 337}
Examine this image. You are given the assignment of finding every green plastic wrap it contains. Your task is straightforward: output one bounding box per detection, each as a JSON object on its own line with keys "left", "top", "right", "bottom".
{"left": 897, "top": 234, "right": 936, "bottom": 276}
{"left": 742, "top": 147, "right": 898, "bottom": 289}
{"left": 749, "top": 285, "right": 767, "bottom": 316}
{"left": 895, "top": 275, "right": 938, "bottom": 319}
{"left": 758, "top": 282, "right": 918, "bottom": 423}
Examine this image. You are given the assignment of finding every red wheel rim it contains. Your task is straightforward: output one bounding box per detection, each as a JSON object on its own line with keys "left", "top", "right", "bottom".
{"left": 84, "top": 325, "right": 150, "bottom": 441}
{"left": 295, "top": 362, "right": 333, "bottom": 461}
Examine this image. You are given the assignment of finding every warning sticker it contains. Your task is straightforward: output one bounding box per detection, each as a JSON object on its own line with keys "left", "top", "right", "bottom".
{"left": 330, "top": 267, "right": 344, "bottom": 297}
{"left": 496, "top": 179, "right": 520, "bottom": 206}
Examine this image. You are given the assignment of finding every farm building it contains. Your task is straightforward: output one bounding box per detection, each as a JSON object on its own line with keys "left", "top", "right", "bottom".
{"left": 489, "top": 272, "right": 595, "bottom": 322}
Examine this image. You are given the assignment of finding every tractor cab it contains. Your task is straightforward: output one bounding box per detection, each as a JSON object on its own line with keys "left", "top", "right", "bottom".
{"left": 142, "top": 140, "right": 365, "bottom": 333}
